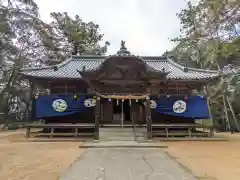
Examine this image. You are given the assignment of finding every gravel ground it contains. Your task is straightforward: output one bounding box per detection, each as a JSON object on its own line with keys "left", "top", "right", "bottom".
{"left": 0, "top": 130, "right": 84, "bottom": 180}
{"left": 164, "top": 133, "right": 240, "bottom": 180}
{"left": 0, "top": 130, "right": 240, "bottom": 180}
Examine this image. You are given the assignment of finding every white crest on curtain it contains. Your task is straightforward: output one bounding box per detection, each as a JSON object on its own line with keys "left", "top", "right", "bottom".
{"left": 173, "top": 100, "right": 186, "bottom": 113}
{"left": 150, "top": 100, "right": 157, "bottom": 109}
{"left": 84, "top": 99, "right": 97, "bottom": 107}
{"left": 52, "top": 99, "right": 68, "bottom": 112}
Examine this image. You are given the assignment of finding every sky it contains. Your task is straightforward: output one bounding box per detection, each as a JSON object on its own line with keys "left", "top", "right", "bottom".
{"left": 35, "top": 0, "right": 196, "bottom": 56}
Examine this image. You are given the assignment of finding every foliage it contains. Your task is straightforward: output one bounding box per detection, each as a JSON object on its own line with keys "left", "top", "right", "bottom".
{"left": 0, "top": 0, "right": 52, "bottom": 122}
{"left": 0, "top": 1, "right": 110, "bottom": 124}
{"left": 171, "top": 0, "right": 240, "bottom": 131}
{"left": 47, "top": 12, "right": 110, "bottom": 62}
{"left": 171, "top": 0, "right": 240, "bottom": 67}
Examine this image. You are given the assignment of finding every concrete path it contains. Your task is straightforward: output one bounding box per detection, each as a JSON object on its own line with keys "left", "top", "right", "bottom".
{"left": 60, "top": 148, "right": 197, "bottom": 180}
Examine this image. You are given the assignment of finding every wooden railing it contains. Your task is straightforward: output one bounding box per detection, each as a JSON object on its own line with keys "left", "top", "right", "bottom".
{"left": 26, "top": 123, "right": 95, "bottom": 138}
{"left": 152, "top": 123, "right": 214, "bottom": 138}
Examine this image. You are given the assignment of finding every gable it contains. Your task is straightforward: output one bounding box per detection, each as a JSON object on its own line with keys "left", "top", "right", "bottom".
{"left": 96, "top": 56, "right": 148, "bottom": 81}
{"left": 111, "top": 69, "right": 123, "bottom": 79}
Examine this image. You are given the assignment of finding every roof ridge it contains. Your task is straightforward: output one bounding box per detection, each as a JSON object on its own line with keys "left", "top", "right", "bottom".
{"left": 20, "top": 57, "right": 73, "bottom": 72}
{"left": 71, "top": 55, "right": 167, "bottom": 61}
{"left": 71, "top": 55, "right": 108, "bottom": 59}
{"left": 141, "top": 56, "right": 167, "bottom": 61}
{"left": 167, "top": 58, "right": 219, "bottom": 74}
{"left": 83, "top": 55, "right": 166, "bottom": 72}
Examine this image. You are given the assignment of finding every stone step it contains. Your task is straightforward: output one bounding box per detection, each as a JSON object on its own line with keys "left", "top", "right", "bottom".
{"left": 134, "top": 128, "right": 147, "bottom": 133}
{"left": 135, "top": 136, "right": 147, "bottom": 142}
{"left": 79, "top": 141, "right": 168, "bottom": 148}
{"left": 99, "top": 128, "right": 134, "bottom": 132}
{"left": 100, "top": 137, "right": 135, "bottom": 141}
{"left": 100, "top": 128, "right": 147, "bottom": 132}
{"left": 100, "top": 130, "right": 146, "bottom": 135}
{"left": 100, "top": 135, "right": 146, "bottom": 140}
{"left": 99, "top": 130, "right": 133, "bottom": 134}
{"left": 99, "top": 127, "right": 147, "bottom": 142}
{"left": 100, "top": 133, "right": 134, "bottom": 138}
{"left": 135, "top": 133, "right": 146, "bottom": 137}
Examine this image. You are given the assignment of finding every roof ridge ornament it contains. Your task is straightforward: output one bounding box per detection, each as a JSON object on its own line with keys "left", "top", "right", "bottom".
{"left": 116, "top": 40, "right": 131, "bottom": 56}
{"left": 183, "top": 65, "right": 188, "bottom": 72}
{"left": 72, "top": 40, "right": 86, "bottom": 55}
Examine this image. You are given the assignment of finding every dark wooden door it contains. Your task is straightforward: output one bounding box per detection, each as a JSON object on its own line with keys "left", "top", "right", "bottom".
{"left": 100, "top": 100, "right": 113, "bottom": 124}
{"left": 131, "top": 101, "right": 146, "bottom": 125}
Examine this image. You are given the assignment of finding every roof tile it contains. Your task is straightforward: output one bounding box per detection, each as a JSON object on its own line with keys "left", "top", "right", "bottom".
{"left": 20, "top": 56, "right": 219, "bottom": 80}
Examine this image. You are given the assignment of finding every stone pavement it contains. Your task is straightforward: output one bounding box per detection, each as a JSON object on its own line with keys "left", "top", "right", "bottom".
{"left": 79, "top": 140, "right": 168, "bottom": 148}
{"left": 60, "top": 148, "right": 197, "bottom": 180}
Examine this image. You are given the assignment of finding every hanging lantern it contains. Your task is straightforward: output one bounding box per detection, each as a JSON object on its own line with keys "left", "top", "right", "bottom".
{"left": 129, "top": 99, "right": 131, "bottom": 106}
{"left": 34, "top": 92, "right": 39, "bottom": 99}
{"left": 122, "top": 99, "right": 124, "bottom": 102}
{"left": 73, "top": 95, "right": 78, "bottom": 100}
{"left": 136, "top": 99, "right": 138, "bottom": 102}
{"left": 34, "top": 94, "right": 39, "bottom": 99}
{"left": 117, "top": 99, "right": 119, "bottom": 106}
{"left": 46, "top": 89, "right": 50, "bottom": 95}
{"left": 108, "top": 98, "right": 111, "bottom": 102}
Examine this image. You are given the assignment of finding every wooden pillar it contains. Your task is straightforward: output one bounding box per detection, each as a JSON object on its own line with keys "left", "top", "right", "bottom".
{"left": 100, "top": 103, "right": 103, "bottom": 125}
{"left": 28, "top": 81, "right": 35, "bottom": 122}
{"left": 146, "top": 97, "right": 152, "bottom": 140}
{"left": 26, "top": 127, "right": 30, "bottom": 138}
{"left": 203, "top": 86, "right": 216, "bottom": 130}
{"left": 74, "top": 127, "right": 78, "bottom": 137}
{"left": 50, "top": 128, "right": 54, "bottom": 139}
{"left": 94, "top": 97, "right": 100, "bottom": 140}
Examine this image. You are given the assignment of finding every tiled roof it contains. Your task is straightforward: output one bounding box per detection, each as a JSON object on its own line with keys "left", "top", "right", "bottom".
{"left": 20, "top": 55, "right": 220, "bottom": 80}
{"left": 20, "top": 56, "right": 105, "bottom": 79}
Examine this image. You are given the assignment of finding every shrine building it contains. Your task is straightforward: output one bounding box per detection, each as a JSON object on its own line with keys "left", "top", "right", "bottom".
{"left": 20, "top": 42, "right": 220, "bottom": 140}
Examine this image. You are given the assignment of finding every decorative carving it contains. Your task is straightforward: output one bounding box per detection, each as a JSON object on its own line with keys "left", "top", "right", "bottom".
{"left": 184, "top": 67, "right": 188, "bottom": 72}
{"left": 74, "top": 52, "right": 168, "bottom": 93}
{"left": 183, "top": 65, "right": 188, "bottom": 72}
{"left": 115, "top": 65, "right": 129, "bottom": 79}
{"left": 72, "top": 40, "right": 86, "bottom": 55}
{"left": 53, "top": 66, "right": 58, "bottom": 71}
{"left": 116, "top": 40, "right": 131, "bottom": 56}
{"left": 121, "top": 40, "right": 125, "bottom": 48}
{"left": 111, "top": 70, "right": 123, "bottom": 79}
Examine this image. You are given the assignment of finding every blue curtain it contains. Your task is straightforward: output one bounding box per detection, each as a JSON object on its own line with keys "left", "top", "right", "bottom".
{"left": 152, "top": 95, "right": 210, "bottom": 119}
{"left": 35, "top": 95, "right": 86, "bottom": 119}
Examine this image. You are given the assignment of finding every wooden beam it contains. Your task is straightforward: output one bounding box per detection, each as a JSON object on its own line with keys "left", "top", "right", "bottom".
{"left": 50, "top": 86, "right": 79, "bottom": 89}
{"left": 100, "top": 80, "right": 145, "bottom": 84}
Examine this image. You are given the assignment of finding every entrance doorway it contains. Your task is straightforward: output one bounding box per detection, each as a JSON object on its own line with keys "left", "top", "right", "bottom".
{"left": 112, "top": 99, "right": 131, "bottom": 125}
